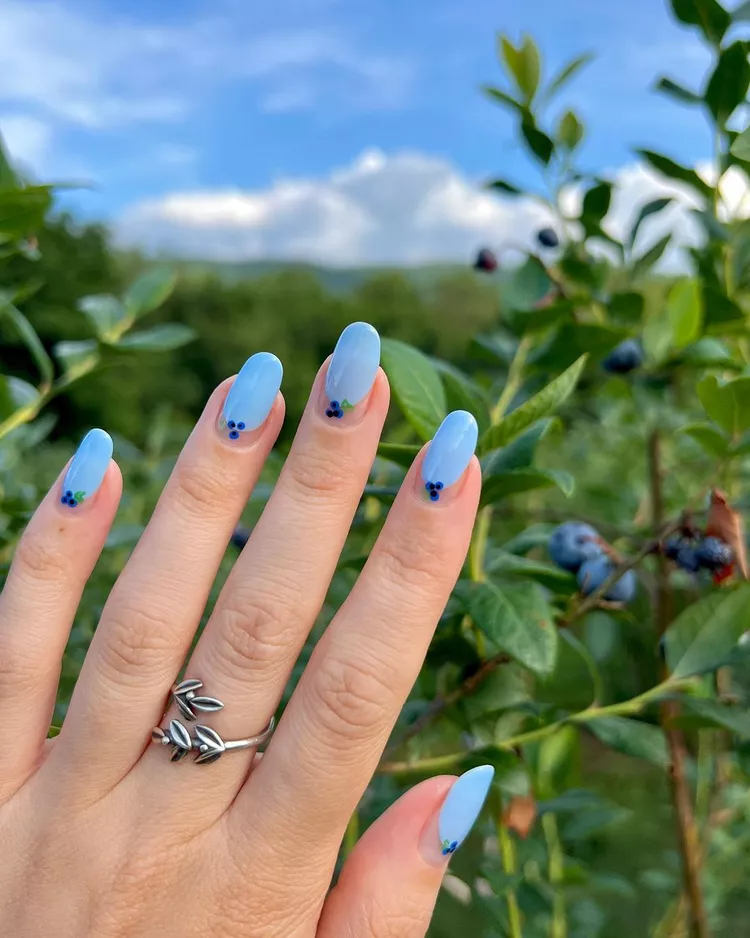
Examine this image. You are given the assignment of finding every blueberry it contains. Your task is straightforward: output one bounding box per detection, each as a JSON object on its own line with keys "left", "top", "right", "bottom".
{"left": 537, "top": 227, "right": 559, "bottom": 248}
{"left": 578, "top": 556, "right": 637, "bottom": 603}
{"left": 230, "top": 526, "right": 250, "bottom": 550}
{"left": 66, "top": 490, "right": 73, "bottom": 497}
{"left": 60, "top": 496, "right": 67, "bottom": 504}
{"left": 676, "top": 546, "right": 701, "bottom": 573}
{"left": 473, "top": 247, "right": 498, "bottom": 273}
{"left": 69, "top": 498, "right": 78, "bottom": 508}
{"left": 330, "top": 401, "right": 339, "bottom": 410}
{"left": 427, "top": 483, "right": 436, "bottom": 491}
{"left": 334, "top": 409, "right": 344, "bottom": 418}
{"left": 548, "top": 522, "right": 603, "bottom": 573}
{"left": 326, "top": 409, "right": 334, "bottom": 418}
{"left": 430, "top": 491, "right": 439, "bottom": 501}
{"left": 436, "top": 482, "right": 444, "bottom": 490}
{"left": 237, "top": 422, "right": 246, "bottom": 430}
{"left": 602, "top": 339, "right": 644, "bottom": 375}
{"left": 229, "top": 429, "right": 240, "bottom": 440}
{"left": 227, "top": 421, "right": 236, "bottom": 430}
{"left": 662, "top": 537, "right": 682, "bottom": 561}
{"left": 695, "top": 536, "right": 734, "bottom": 571}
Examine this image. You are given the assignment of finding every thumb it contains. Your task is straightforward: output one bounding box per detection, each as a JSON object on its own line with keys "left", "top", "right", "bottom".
{"left": 318, "top": 766, "right": 494, "bottom": 938}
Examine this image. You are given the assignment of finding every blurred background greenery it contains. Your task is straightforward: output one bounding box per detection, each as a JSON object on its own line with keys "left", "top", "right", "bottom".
{"left": 4, "top": 1, "right": 750, "bottom": 936}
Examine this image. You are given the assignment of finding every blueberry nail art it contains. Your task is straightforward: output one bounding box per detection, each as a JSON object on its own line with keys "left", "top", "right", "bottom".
{"left": 438, "top": 765, "right": 494, "bottom": 856}
{"left": 221, "top": 352, "right": 283, "bottom": 440}
{"left": 421, "top": 411, "right": 478, "bottom": 502}
{"left": 60, "top": 429, "right": 113, "bottom": 508}
{"left": 324, "top": 322, "right": 380, "bottom": 419}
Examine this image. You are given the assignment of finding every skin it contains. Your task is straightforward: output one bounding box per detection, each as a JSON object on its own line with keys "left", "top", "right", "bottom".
{"left": 0, "top": 359, "right": 481, "bottom": 937}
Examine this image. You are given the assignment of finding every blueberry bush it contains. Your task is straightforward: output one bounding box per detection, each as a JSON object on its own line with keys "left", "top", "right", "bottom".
{"left": 3, "top": 1, "right": 750, "bottom": 935}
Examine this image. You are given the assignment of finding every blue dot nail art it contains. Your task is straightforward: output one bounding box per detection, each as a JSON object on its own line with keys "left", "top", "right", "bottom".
{"left": 325, "top": 399, "right": 350, "bottom": 419}
{"left": 425, "top": 481, "right": 444, "bottom": 502}
{"left": 60, "top": 429, "right": 112, "bottom": 509}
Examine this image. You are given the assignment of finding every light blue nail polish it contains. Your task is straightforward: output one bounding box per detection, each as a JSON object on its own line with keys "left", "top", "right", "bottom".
{"left": 421, "top": 410, "right": 478, "bottom": 501}
{"left": 438, "top": 765, "right": 494, "bottom": 856}
{"left": 60, "top": 428, "right": 113, "bottom": 508}
{"left": 324, "top": 321, "right": 380, "bottom": 419}
{"left": 221, "top": 352, "right": 283, "bottom": 439}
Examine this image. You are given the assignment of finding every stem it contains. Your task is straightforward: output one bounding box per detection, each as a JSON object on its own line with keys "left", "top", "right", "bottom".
{"left": 497, "top": 797, "right": 523, "bottom": 938}
{"left": 542, "top": 814, "right": 567, "bottom": 938}
{"left": 649, "top": 430, "right": 711, "bottom": 938}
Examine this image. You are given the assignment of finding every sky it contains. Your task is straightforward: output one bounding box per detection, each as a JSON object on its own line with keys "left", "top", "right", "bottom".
{"left": 0, "top": 0, "right": 742, "bottom": 266}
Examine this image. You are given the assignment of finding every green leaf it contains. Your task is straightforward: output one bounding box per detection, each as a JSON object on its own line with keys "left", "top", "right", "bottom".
{"left": 77, "top": 294, "right": 125, "bottom": 340}
{"left": 544, "top": 53, "right": 594, "bottom": 99}
{"left": 502, "top": 256, "right": 552, "bottom": 311}
{"left": 486, "top": 178, "right": 524, "bottom": 195}
{"left": 482, "top": 419, "right": 556, "bottom": 474}
{"left": 636, "top": 149, "right": 712, "bottom": 197}
{"left": 581, "top": 182, "right": 612, "bottom": 231}
{"left": 557, "top": 110, "right": 585, "bottom": 150}
{"left": 470, "top": 580, "right": 558, "bottom": 676}
{"left": 0, "top": 185, "right": 52, "bottom": 237}
{"left": 664, "top": 583, "right": 750, "bottom": 678}
{"left": 0, "top": 376, "right": 38, "bottom": 418}
{"left": 731, "top": 125, "right": 750, "bottom": 161}
{"left": 381, "top": 338, "right": 447, "bottom": 440}
{"left": 668, "top": 279, "right": 703, "bottom": 349}
{"left": 654, "top": 77, "right": 702, "bottom": 105}
{"left": 702, "top": 286, "right": 745, "bottom": 331}
{"left": 376, "top": 442, "right": 420, "bottom": 469}
{"left": 433, "top": 361, "right": 490, "bottom": 433}
{"left": 521, "top": 118, "right": 555, "bottom": 165}
{"left": 500, "top": 35, "right": 541, "bottom": 101}
{"left": 631, "top": 233, "right": 672, "bottom": 280}
{"left": 0, "top": 132, "right": 19, "bottom": 190}
{"left": 479, "top": 356, "right": 587, "bottom": 454}
{"left": 628, "top": 197, "right": 673, "bottom": 249}
{"left": 678, "top": 697, "right": 750, "bottom": 736}
{"left": 586, "top": 717, "right": 669, "bottom": 766}
{"left": 482, "top": 85, "right": 523, "bottom": 113}
{"left": 123, "top": 267, "right": 177, "bottom": 320}
{"left": 680, "top": 422, "right": 730, "bottom": 458}
{"left": 116, "top": 323, "right": 197, "bottom": 352}
{"left": 486, "top": 550, "right": 576, "bottom": 586}
{"left": 481, "top": 468, "right": 574, "bottom": 504}
{"left": 697, "top": 374, "right": 750, "bottom": 435}
{"left": 679, "top": 337, "right": 739, "bottom": 367}
{"left": 0, "top": 302, "right": 53, "bottom": 387}
{"left": 54, "top": 340, "right": 100, "bottom": 378}
{"left": 704, "top": 41, "right": 750, "bottom": 124}
{"left": 670, "top": 0, "right": 731, "bottom": 43}
{"left": 734, "top": 0, "right": 750, "bottom": 19}
{"left": 608, "top": 291, "right": 645, "bottom": 324}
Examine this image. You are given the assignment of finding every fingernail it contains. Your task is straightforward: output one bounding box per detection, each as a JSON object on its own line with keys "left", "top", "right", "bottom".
{"left": 438, "top": 765, "right": 494, "bottom": 858}
{"left": 421, "top": 410, "right": 478, "bottom": 502}
{"left": 220, "top": 352, "right": 283, "bottom": 441}
{"left": 322, "top": 321, "right": 380, "bottom": 422}
{"left": 60, "top": 428, "right": 113, "bottom": 508}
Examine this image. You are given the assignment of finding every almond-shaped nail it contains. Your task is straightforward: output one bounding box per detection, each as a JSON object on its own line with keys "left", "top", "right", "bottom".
{"left": 220, "top": 352, "right": 283, "bottom": 441}
{"left": 438, "top": 765, "right": 494, "bottom": 857}
{"left": 60, "top": 428, "right": 113, "bottom": 508}
{"left": 421, "top": 410, "right": 478, "bottom": 502}
{"left": 323, "top": 321, "right": 380, "bottom": 421}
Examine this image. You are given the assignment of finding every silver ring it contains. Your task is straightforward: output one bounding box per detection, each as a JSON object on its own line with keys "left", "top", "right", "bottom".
{"left": 151, "top": 678, "right": 275, "bottom": 766}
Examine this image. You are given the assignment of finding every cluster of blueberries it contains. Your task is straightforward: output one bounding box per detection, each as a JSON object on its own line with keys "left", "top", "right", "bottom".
{"left": 473, "top": 228, "right": 560, "bottom": 273}
{"left": 548, "top": 521, "right": 637, "bottom": 604}
{"left": 662, "top": 534, "right": 733, "bottom": 574}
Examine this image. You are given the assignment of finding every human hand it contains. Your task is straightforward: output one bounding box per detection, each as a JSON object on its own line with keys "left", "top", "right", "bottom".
{"left": 0, "top": 322, "right": 492, "bottom": 937}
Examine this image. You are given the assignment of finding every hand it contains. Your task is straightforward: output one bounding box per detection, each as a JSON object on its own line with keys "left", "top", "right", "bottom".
{"left": 0, "top": 322, "right": 491, "bottom": 938}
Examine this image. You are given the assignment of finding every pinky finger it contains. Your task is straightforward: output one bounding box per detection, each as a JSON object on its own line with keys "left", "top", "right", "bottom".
{"left": 318, "top": 766, "right": 494, "bottom": 938}
{"left": 0, "top": 429, "right": 119, "bottom": 794}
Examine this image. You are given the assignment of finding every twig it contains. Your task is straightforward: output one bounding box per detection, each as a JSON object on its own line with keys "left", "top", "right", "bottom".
{"left": 649, "top": 429, "right": 711, "bottom": 938}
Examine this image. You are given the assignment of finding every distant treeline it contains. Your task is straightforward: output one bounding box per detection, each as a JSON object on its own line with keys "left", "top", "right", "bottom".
{"left": 1, "top": 215, "right": 501, "bottom": 444}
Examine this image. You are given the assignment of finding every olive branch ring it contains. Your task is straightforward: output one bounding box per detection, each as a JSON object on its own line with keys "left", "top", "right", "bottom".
{"left": 151, "top": 679, "right": 275, "bottom": 766}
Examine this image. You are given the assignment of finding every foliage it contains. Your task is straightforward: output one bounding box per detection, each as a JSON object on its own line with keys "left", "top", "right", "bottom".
{"left": 3, "top": 2, "right": 750, "bottom": 936}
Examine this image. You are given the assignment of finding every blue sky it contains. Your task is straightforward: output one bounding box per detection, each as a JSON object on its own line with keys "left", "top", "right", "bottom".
{"left": 0, "top": 0, "right": 734, "bottom": 264}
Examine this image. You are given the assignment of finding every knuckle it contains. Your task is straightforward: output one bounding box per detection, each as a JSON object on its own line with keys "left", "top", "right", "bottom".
{"left": 13, "top": 530, "right": 70, "bottom": 584}
{"left": 363, "top": 896, "right": 432, "bottom": 938}
{"left": 210, "top": 590, "right": 302, "bottom": 682}
{"left": 0, "top": 633, "right": 48, "bottom": 695}
{"left": 376, "top": 528, "right": 444, "bottom": 595}
{"left": 96, "top": 598, "right": 177, "bottom": 683}
{"left": 286, "top": 442, "right": 357, "bottom": 501}
{"left": 172, "top": 459, "right": 232, "bottom": 520}
{"left": 309, "top": 651, "right": 396, "bottom": 744}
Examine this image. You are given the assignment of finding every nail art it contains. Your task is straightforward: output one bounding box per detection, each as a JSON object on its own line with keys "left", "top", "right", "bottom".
{"left": 60, "top": 428, "right": 113, "bottom": 508}
{"left": 421, "top": 411, "right": 478, "bottom": 502}
{"left": 220, "top": 352, "right": 283, "bottom": 440}
{"left": 438, "top": 765, "right": 494, "bottom": 856}
{"left": 324, "top": 322, "right": 380, "bottom": 419}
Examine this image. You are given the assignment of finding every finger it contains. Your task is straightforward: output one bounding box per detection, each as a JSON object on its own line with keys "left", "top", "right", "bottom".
{"left": 0, "top": 429, "right": 119, "bottom": 793}
{"left": 241, "top": 411, "right": 480, "bottom": 858}
{"left": 318, "top": 767, "right": 494, "bottom": 938}
{"left": 151, "top": 323, "right": 385, "bottom": 800}
{"left": 57, "top": 355, "right": 283, "bottom": 790}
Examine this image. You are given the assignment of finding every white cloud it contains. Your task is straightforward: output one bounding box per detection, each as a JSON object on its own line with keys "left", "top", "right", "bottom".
{"left": 116, "top": 148, "right": 750, "bottom": 267}
{"left": 0, "top": 115, "right": 51, "bottom": 170}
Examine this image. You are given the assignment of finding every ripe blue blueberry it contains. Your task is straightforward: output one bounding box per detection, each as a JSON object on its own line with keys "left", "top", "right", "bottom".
{"left": 602, "top": 339, "right": 644, "bottom": 375}
{"left": 662, "top": 537, "right": 682, "bottom": 561}
{"left": 695, "top": 536, "right": 734, "bottom": 571}
{"left": 578, "top": 556, "right": 637, "bottom": 603}
{"left": 548, "top": 522, "right": 603, "bottom": 573}
{"left": 537, "top": 227, "right": 559, "bottom": 248}
{"left": 676, "top": 546, "right": 701, "bottom": 573}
